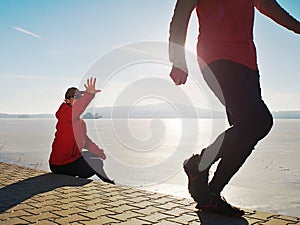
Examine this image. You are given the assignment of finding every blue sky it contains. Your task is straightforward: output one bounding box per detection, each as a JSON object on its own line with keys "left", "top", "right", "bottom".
{"left": 0, "top": 0, "right": 299, "bottom": 114}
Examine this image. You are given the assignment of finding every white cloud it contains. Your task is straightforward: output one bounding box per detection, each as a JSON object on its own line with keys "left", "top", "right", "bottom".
{"left": 13, "top": 26, "right": 43, "bottom": 39}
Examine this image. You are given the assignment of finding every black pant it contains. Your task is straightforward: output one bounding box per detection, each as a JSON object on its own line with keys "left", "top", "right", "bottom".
{"left": 200, "top": 60, "right": 273, "bottom": 194}
{"left": 50, "top": 151, "right": 114, "bottom": 184}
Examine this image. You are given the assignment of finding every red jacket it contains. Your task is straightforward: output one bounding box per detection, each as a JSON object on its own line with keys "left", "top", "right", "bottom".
{"left": 169, "top": 0, "right": 257, "bottom": 70}
{"left": 49, "top": 92, "right": 103, "bottom": 165}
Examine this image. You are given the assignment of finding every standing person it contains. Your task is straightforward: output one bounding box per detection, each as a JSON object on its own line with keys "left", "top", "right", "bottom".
{"left": 49, "top": 77, "right": 114, "bottom": 184}
{"left": 169, "top": 0, "right": 300, "bottom": 217}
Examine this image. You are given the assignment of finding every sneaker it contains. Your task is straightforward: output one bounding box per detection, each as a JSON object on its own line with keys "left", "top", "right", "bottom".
{"left": 183, "top": 154, "right": 210, "bottom": 204}
{"left": 196, "top": 193, "right": 245, "bottom": 217}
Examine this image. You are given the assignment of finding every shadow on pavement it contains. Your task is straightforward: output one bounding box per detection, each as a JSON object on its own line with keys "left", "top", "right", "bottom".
{"left": 197, "top": 211, "right": 249, "bottom": 225}
{"left": 0, "top": 173, "right": 91, "bottom": 213}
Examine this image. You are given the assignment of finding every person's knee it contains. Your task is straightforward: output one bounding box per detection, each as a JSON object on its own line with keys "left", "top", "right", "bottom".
{"left": 256, "top": 110, "right": 273, "bottom": 139}
{"left": 244, "top": 110, "right": 273, "bottom": 141}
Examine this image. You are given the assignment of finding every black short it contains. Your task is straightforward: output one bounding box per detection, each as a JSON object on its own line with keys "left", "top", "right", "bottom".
{"left": 49, "top": 151, "right": 114, "bottom": 184}
{"left": 50, "top": 152, "right": 97, "bottom": 179}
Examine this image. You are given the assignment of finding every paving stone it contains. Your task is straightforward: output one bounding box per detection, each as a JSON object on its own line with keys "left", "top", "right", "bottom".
{"left": 163, "top": 207, "right": 193, "bottom": 217}
{"left": 145, "top": 192, "right": 168, "bottom": 200}
{"left": 243, "top": 217, "right": 268, "bottom": 224}
{"left": 79, "top": 209, "right": 115, "bottom": 219}
{"left": 133, "top": 206, "right": 162, "bottom": 215}
{"left": 155, "top": 221, "right": 181, "bottom": 225}
{"left": 166, "top": 213, "right": 199, "bottom": 224}
{"left": 122, "top": 188, "right": 143, "bottom": 195}
{"left": 21, "top": 212, "right": 60, "bottom": 223}
{"left": 0, "top": 217, "right": 28, "bottom": 225}
{"left": 244, "top": 208, "right": 257, "bottom": 216}
{"left": 188, "top": 221, "right": 203, "bottom": 225}
{"left": 150, "top": 196, "right": 176, "bottom": 205}
{"left": 53, "top": 214, "right": 90, "bottom": 224}
{"left": 24, "top": 205, "right": 60, "bottom": 215}
{"left": 109, "top": 204, "right": 140, "bottom": 214}
{"left": 66, "top": 201, "right": 90, "bottom": 208}
{"left": 27, "top": 199, "right": 61, "bottom": 208}
{"left": 0, "top": 209, "right": 31, "bottom": 219}
{"left": 246, "top": 210, "right": 278, "bottom": 221}
{"left": 127, "top": 196, "right": 151, "bottom": 203}
{"left": 80, "top": 216, "right": 121, "bottom": 224}
{"left": 156, "top": 202, "right": 183, "bottom": 210}
{"left": 138, "top": 212, "right": 174, "bottom": 223}
{"left": 128, "top": 200, "right": 157, "bottom": 208}
{"left": 4, "top": 204, "right": 35, "bottom": 214}
{"left": 54, "top": 203, "right": 75, "bottom": 210}
{"left": 52, "top": 208, "right": 88, "bottom": 217}
{"left": 258, "top": 219, "right": 298, "bottom": 225}
{"left": 0, "top": 162, "right": 300, "bottom": 225}
{"left": 105, "top": 199, "right": 130, "bottom": 207}
{"left": 35, "top": 220, "right": 58, "bottom": 225}
{"left": 79, "top": 189, "right": 105, "bottom": 196}
{"left": 112, "top": 217, "right": 152, "bottom": 225}
{"left": 100, "top": 194, "right": 125, "bottom": 202}
{"left": 69, "top": 222, "right": 84, "bottom": 225}
{"left": 180, "top": 203, "right": 198, "bottom": 211}
{"left": 77, "top": 204, "right": 107, "bottom": 212}
{"left": 102, "top": 190, "right": 122, "bottom": 198}
{"left": 111, "top": 211, "right": 144, "bottom": 222}
{"left": 272, "top": 215, "right": 300, "bottom": 223}
{"left": 174, "top": 198, "right": 194, "bottom": 206}
{"left": 31, "top": 193, "right": 61, "bottom": 201}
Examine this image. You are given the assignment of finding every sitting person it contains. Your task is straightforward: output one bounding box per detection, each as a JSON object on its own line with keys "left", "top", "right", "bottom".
{"left": 49, "top": 77, "right": 114, "bottom": 184}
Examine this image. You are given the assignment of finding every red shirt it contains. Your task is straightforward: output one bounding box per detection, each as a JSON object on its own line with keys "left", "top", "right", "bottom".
{"left": 49, "top": 92, "right": 102, "bottom": 165}
{"left": 196, "top": 0, "right": 258, "bottom": 70}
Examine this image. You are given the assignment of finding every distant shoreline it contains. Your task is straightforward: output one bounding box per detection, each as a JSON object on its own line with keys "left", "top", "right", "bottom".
{"left": 0, "top": 113, "right": 54, "bottom": 119}
{"left": 1, "top": 110, "right": 300, "bottom": 119}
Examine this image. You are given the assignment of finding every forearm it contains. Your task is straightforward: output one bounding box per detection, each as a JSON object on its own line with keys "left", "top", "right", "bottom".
{"left": 169, "top": 0, "right": 198, "bottom": 68}
{"left": 72, "top": 92, "right": 94, "bottom": 119}
{"left": 84, "top": 136, "right": 103, "bottom": 156}
{"left": 255, "top": 0, "right": 300, "bottom": 34}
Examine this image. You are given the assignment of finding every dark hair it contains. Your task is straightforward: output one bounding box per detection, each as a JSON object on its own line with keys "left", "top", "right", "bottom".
{"left": 65, "top": 87, "right": 84, "bottom": 100}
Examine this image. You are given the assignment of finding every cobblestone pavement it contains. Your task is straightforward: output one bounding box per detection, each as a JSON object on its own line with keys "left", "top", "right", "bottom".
{"left": 0, "top": 162, "right": 299, "bottom": 225}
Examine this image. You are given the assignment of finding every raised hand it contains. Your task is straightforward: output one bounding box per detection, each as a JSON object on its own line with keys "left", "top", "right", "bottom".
{"left": 84, "top": 77, "right": 101, "bottom": 95}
